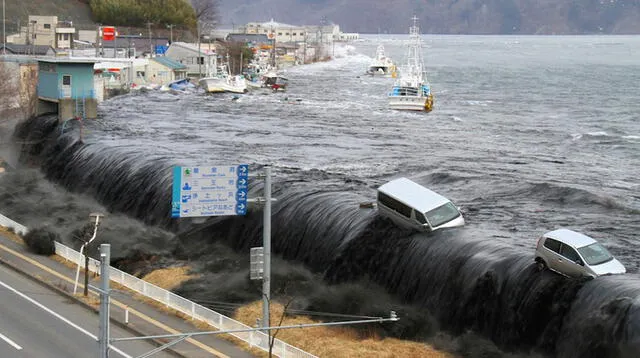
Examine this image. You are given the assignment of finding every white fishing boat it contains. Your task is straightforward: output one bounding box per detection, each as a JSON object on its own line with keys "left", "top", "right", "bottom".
{"left": 388, "top": 16, "right": 434, "bottom": 112}
{"left": 366, "top": 44, "right": 397, "bottom": 77}
{"left": 199, "top": 57, "right": 247, "bottom": 94}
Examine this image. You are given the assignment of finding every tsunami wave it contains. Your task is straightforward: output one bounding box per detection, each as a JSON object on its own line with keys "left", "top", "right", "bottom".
{"left": 10, "top": 115, "right": 640, "bottom": 358}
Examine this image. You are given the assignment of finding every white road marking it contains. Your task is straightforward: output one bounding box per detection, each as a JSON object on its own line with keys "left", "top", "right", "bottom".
{"left": 0, "top": 331, "right": 22, "bottom": 350}
{"left": 0, "top": 279, "right": 132, "bottom": 358}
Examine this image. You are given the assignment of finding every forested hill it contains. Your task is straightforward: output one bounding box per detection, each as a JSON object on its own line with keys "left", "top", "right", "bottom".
{"left": 7, "top": 0, "right": 640, "bottom": 35}
{"left": 219, "top": 0, "right": 640, "bottom": 34}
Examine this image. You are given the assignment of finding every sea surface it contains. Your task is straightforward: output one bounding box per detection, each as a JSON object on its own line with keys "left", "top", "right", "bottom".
{"left": 5, "top": 34, "right": 640, "bottom": 357}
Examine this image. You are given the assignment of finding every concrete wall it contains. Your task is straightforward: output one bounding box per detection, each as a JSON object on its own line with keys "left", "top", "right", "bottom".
{"left": 58, "top": 98, "right": 98, "bottom": 120}
{"left": 36, "top": 98, "right": 57, "bottom": 116}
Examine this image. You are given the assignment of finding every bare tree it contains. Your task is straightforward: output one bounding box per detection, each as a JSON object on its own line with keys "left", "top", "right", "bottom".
{"left": 191, "top": 0, "right": 219, "bottom": 33}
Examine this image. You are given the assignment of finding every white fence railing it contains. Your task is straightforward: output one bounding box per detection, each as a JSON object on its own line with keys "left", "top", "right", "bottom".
{"left": 0, "top": 214, "right": 29, "bottom": 236}
{"left": 0, "top": 212, "right": 315, "bottom": 358}
{"left": 54, "top": 241, "right": 317, "bottom": 358}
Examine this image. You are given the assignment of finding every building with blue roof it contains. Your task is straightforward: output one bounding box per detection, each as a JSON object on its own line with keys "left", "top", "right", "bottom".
{"left": 148, "top": 56, "right": 188, "bottom": 85}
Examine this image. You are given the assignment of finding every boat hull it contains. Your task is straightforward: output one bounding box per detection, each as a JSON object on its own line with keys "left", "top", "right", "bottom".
{"left": 199, "top": 77, "right": 248, "bottom": 94}
{"left": 388, "top": 94, "right": 434, "bottom": 112}
{"left": 367, "top": 65, "right": 397, "bottom": 77}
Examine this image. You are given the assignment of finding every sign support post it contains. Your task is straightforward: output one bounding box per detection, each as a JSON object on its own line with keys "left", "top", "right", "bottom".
{"left": 262, "top": 166, "right": 271, "bottom": 334}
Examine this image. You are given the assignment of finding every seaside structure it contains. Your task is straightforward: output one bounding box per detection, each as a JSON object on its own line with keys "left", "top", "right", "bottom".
{"left": 36, "top": 58, "right": 100, "bottom": 120}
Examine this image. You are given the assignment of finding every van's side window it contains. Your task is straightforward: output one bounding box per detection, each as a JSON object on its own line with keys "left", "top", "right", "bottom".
{"left": 543, "top": 238, "right": 561, "bottom": 253}
{"left": 560, "top": 245, "right": 581, "bottom": 262}
{"left": 414, "top": 210, "right": 427, "bottom": 224}
{"left": 378, "top": 192, "right": 411, "bottom": 218}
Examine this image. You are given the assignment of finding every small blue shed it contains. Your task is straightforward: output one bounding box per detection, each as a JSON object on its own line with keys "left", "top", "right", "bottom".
{"left": 36, "top": 58, "right": 99, "bottom": 120}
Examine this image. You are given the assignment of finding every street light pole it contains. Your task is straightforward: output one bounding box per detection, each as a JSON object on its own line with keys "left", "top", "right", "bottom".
{"left": 2, "top": 0, "right": 6, "bottom": 55}
{"left": 73, "top": 212, "right": 104, "bottom": 295}
{"left": 166, "top": 24, "right": 174, "bottom": 43}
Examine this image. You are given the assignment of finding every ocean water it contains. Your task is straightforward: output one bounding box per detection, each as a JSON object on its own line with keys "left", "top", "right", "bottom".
{"left": 5, "top": 34, "right": 640, "bottom": 357}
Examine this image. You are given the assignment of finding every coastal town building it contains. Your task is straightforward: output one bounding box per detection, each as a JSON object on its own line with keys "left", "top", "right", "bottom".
{"left": 36, "top": 58, "right": 100, "bottom": 120}
{"left": 7, "top": 15, "right": 76, "bottom": 49}
{"left": 164, "top": 42, "right": 218, "bottom": 77}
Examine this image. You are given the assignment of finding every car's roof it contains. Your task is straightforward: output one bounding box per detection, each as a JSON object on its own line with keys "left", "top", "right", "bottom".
{"left": 378, "top": 177, "right": 451, "bottom": 213}
{"left": 544, "top": 228, "right": 597, "bottom": 248}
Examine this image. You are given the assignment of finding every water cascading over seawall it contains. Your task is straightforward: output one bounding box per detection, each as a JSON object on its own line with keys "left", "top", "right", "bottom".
{"left": 13, "top": 116, "right": 640, "bottom": 358}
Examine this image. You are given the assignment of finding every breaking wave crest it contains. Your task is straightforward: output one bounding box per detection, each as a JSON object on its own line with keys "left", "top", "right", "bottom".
{"left": 12, "top": 116, "right": 640, "bottom": 357}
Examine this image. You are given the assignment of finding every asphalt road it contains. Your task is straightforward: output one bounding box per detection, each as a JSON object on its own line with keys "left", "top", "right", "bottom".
{"left": 0, "top": 262, "right": 175, "bottom": 358}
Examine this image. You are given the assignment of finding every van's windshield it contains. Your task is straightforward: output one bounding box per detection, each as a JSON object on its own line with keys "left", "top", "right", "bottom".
{"left": 425, "top": 202, "right": 460, "bottom": 228}
{"left": 577, "top": 243, "right": 614, "bottom": 266}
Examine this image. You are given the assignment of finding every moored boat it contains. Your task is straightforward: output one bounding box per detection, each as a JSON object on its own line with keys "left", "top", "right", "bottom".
{"left": 199, "top": 57, "right": 248, "bottom": 94}
{"left": 388, "top": 16, "right": 434, "bottom": 112}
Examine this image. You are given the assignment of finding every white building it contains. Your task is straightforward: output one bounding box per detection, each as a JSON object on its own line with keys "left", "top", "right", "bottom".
{"left": 164, "top": 42, "right": 218, "bottom": 77}
{"left": 8, "top": 15, "right": 76, "bottom": 49}
{"left": 239, "top": 19, "right": 357, "bottom": 44}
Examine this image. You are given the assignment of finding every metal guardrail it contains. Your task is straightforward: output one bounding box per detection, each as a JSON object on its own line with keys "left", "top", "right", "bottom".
{"left": 0, "top": 214, "right": 29, "bottom": 236}
{"left": 54, "top": 241, "right": 317, "bottom": 358}
{"left": 0, "top": 213, "right": 315, "bottom": 357}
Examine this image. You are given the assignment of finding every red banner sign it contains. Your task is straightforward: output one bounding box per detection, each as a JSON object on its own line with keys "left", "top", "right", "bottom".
{"left": 102, "top": 26, "right": 116, "bottom": 41}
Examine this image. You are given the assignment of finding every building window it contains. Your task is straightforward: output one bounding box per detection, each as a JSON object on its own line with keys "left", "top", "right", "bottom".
{"left": 62, "top": 75, "right": 71, "bottom": 86}
{"left": 278, "top": 32, "right": 282, "bottom": 36}
{"left": 44, "top": 24, "right": 51, "bottom": 29}
{"left": 64, "top": 34, "right": 69, "bottom": 40}
{"left": 285, "top": 32, "right": 289, "bottom": 35}
{"left": 293, "top": 33, "right": 297, "bottom": 36}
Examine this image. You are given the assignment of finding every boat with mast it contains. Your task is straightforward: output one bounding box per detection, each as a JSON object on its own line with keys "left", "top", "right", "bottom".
{"left": 388, "top": 16, "right": 434, "bottom": 112}
{"left": 199, "top": 54, "right": 248, "bottom": 94}
{"left": 366, "top": 44, "right": 397, "bottom": 77}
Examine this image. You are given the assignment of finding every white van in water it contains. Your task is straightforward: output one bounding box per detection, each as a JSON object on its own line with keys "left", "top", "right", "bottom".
{"left": 377, "top": 177, "right": 465, "bottom": 232}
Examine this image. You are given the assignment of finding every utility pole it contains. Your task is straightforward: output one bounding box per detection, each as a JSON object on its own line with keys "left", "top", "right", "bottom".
{"left": 262, "top": 166, "right": 272, "bottom": 334}
{"left": 98, "top": 244, "right": 111, "bottom": 358}
{"left": 166, "top": 24, "right": 174, "bottom": 44}
{"left": 2, "top": 0, "right": 6, "bottom": 55}
{"left": 197, "top": 21, "right": 201, "bottom": 78}
{"left": 146, "top": 22, "right": 153, "bottom": 57}
{"left": 95, "top": 25, "right": 99, "bottom": 57}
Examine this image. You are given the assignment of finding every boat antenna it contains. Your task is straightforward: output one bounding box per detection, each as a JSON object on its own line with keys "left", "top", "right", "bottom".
{"left": 407, "top": 15, "right": 424, "bottom": 79}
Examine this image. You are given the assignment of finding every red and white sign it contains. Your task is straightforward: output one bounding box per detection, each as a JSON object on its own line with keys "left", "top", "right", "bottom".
{"left": 102, "top": 26, "right": 116, "bottom": 41}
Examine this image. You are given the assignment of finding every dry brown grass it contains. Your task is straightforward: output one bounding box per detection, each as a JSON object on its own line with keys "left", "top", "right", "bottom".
{"left": 235, "top": 301, "right": 453, "bottom": 358}
{"left": 38, "top": 252, "right": 455, "bottom": 357}
{"left": 0, "top": 226, "right": 25, "bottom": 245}
{"left": 141, "top": 266, "right": 200, "bottom": 290}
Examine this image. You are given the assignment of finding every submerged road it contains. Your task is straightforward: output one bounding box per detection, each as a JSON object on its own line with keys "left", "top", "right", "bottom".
{"left": 0, "top": 262, "right": 175, "bottom": 358}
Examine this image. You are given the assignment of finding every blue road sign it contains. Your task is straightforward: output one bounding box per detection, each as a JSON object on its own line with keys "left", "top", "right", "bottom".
{"left": 171, "top": 165, "right": 249, "bottom": 218}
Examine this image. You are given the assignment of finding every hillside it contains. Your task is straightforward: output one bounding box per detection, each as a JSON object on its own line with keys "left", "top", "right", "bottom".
{"left": 3, "top": 0, "right": 94, "bottom": 32}
{"left": 6, "top": 0, "right": 640, "bottom": 36}
{"left": 218, "top": 0, "right": 640, "bottom": 34}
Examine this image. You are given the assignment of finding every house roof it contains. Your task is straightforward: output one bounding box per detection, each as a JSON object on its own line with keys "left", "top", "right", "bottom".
{"left": 1, "top": 44, "right": 56, "bottom": 56}
{"left": 38, "top": 57, "right": 98, "bottom": 64}
{"left": 168, "top": 42, "right": 217, "bottom": 55}
{"left": 151, "top": 56, "right": 187, "bottom": 70}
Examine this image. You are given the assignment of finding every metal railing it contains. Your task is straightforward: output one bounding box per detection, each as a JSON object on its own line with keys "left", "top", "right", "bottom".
{"left": 54, "top": 241, "right": 316, "bottom": 358}
{"left": 0, "top": 214, "right": 315, "bottom": 357}
{"left": 0, "top": 214, "right": 29, "bottom": 236}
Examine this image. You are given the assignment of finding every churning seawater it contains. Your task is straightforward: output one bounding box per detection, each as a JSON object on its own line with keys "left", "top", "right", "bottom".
{"left": 6, "top": 35, "right": 640, "bottom": 357}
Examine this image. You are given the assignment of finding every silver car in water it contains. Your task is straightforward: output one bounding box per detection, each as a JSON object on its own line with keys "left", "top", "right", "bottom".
{"left": 534, "top": 229, "right": 626, "bottom": 278}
